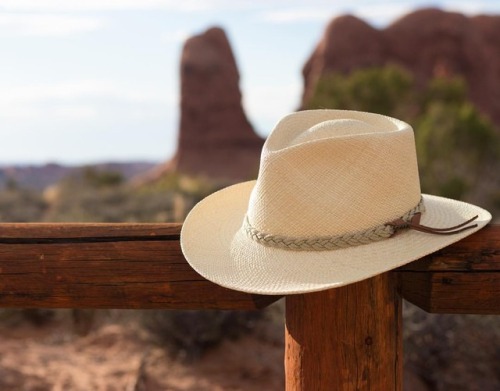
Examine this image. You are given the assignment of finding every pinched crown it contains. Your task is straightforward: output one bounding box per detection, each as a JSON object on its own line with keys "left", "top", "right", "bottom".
{"left": 245, "top": 110, "right": 422, "bottom": 238}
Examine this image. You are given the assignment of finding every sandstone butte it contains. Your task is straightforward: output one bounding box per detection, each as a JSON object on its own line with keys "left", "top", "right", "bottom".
{"left": 143, "top": 9, "right": 500, "bottom": 184}
{"left": 143, "top": 27, "right": 263, "bottom": 184}
{"left": 301, "top": 8, "right": 500, "bottom": 129}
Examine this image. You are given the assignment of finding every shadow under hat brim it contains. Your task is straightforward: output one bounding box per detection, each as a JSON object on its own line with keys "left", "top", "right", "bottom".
{"left": 180, "top": 181, "right": 492, "bottom": 295}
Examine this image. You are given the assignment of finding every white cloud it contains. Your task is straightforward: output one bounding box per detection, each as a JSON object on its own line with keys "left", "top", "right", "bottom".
{"left": 0, "top": 103, "right": 97, "bottom": 120}
{"left": 0, "top": 12, "right": 105, "bottom": 36}
{"left": 161, "top": 29, "right": 190, "bottom": 43}
{"left": 261, "top": 8, "right": 337, "bottom": 24}
{"left": 260, "top": 3, "right": 414, "bottom": 27}
{"left": 0, "top": 0, "right": 167, "bottom": 12}
{"left": 441, "top": 0, "right": 500, "bottom": 15}
{"left": 351, "top": 1, "right": 500, "bottom": 27}
{"left": 1, "top": 0, "right": 499, "bottom": 16}
{"left": 0, "top": 81, "right": 104, "bottom": 103}
{"left": 51, "top": 105, "right": 97, "bottom": 119}
{"left": 0, "top": 0, "right": 251, "bottom": 12}
{"left": 0, "top": 80, "right": 174, "bottom": 121}
{"left": 0, "top": 80, "right": 169, "bottom": 104}
{"left": 260, "top": 1, "right": 500, "bottom": 28}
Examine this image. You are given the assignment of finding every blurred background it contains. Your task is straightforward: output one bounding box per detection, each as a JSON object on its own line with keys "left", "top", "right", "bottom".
{"left": 0, "top": 1, "right": 499, "bottom": 390}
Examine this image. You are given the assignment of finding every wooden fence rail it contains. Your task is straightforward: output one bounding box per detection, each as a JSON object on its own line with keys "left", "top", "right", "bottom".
{"left": 0, "top": 223, "right": 278, "bottom": 310}
{"left": 0, "top": 222, "right": 498, "bottom": 390}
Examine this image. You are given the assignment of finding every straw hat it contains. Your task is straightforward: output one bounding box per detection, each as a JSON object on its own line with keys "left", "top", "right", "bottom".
{"left": 180, "top": 110, "right": 491, "bottom": 295}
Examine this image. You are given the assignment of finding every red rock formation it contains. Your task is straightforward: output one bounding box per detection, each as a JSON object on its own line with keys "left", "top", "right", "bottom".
{"left": 168, "top": 27, "right": 263, "bottom": 182}
{"left": 302, "top": 8, "right": 500, "bottom": 128}
{"left": 302, "top": 15, "right": 387, "bottom": 105}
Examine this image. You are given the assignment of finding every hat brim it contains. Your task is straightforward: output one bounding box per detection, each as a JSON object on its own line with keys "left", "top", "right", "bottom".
{"left": 180, "top": 181, "right": 492, "bottom": 295}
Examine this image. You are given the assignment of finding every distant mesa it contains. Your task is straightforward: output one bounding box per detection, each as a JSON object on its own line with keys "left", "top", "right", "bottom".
{"left": 302, "top": 8, "right": 500, "bottom": 129}
{"left": 0, "top": 162, "right": 157, "bottom": 190}
{"left": 145, "top": 27, "right": 264, "bottom": 184}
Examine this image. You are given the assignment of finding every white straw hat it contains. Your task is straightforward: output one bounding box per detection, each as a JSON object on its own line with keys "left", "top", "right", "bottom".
{"left": 180, "top": 110, "right": 491, "bottom": 295}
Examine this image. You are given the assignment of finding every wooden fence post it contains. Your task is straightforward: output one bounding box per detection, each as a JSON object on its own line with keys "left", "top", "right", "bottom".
{"left": 285, "top": 272, "right": 402, "bottom": 390}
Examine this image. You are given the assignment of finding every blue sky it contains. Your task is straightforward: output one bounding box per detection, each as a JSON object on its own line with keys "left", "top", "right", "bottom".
{"left": 1, "top": 0, "right": 499, "bottom": 165}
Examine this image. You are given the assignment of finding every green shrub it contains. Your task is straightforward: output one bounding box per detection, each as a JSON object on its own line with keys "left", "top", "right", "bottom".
{"left": 0, "top": 187, "right": 47, "bottom": 222}
{"left": 142, "top": 310, "right": 262, "bottom": 361}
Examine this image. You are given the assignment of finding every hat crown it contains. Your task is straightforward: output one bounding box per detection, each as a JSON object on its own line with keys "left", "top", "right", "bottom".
{"left": 247, "top": 110, "right": 421, "bottom": 237}
{"left": 290, "top": 118, "right": 380, "bottom": 145}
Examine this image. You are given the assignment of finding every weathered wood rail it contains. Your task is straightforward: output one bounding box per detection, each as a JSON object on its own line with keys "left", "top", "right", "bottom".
{"left": 0, "top": 222, "right": 498, "bottom": 390}
{"left": 0, "top": 223, "right": 278, "bottom": 310}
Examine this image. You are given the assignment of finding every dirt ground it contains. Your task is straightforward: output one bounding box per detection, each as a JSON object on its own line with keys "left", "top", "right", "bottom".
{"left": 0, "top": 307, "right": 496, "bottom": 391}
{"left": 0, "top": 311, "right": 285, "bottom": 391}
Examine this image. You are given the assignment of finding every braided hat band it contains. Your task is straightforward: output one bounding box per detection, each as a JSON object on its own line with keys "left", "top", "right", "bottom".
{"left": 244, "top": 197, "right": 478, "bottom": 252}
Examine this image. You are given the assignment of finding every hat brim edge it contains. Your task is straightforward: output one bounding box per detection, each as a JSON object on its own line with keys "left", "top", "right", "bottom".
{"left": 180, "top": 181, "right": 492, "bottom": 295}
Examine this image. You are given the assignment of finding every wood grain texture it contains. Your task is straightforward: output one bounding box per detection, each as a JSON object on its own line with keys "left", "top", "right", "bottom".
{"left": 397, "top": 224, "right": 499, "bottom": 314}
{"left": 285, "top": 273, "right": 402, "bottom": 391}
{"left": 397, "top": 224, "right": 499, "bottom": 272}
{"left": 399, "top": 271, "right": 500, "bottom": 314}
{"left": 0, "top": 223, "right": 279, "bottom": 310}
{"left": 0, "top": 223, "right": 180, "bottom": 241}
